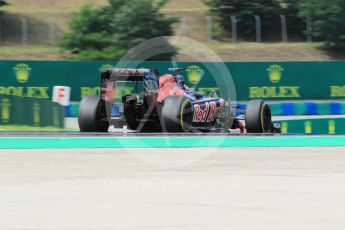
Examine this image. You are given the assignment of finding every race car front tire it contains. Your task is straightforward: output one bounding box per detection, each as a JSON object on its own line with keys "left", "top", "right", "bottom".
{"left": 78, "top": 96, "right": 109, "bottom": 132}
{"left": 245, "top": 99, "right": 272, "bottom": 133}
{"left": 160, "top": 96, "right": 193, "bottom": 132}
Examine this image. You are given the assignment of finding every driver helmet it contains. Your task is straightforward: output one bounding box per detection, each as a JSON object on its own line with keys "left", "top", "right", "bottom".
{"left": 174, "top": 74, "right": 185, "bottom": 89}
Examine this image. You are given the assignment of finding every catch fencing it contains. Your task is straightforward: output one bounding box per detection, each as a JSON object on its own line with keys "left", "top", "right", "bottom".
{"left": 0, "top": 14, "right": 313, "bottom": 45}
{"left": 0, "top": 16, "right": 58, "bottom": 45}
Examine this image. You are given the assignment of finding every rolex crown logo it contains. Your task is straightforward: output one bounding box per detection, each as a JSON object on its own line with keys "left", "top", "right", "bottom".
{"left": 99, "top": 64, "right": 114, "bottom": 73}
{"left": 267, "top": 64, "right": 284, "bottom": 83}
{"left": 186, "top": 65, "right": 203, "bottom": 84}
{"left": 13, "top": 63, "right": 31, "bottom": 83}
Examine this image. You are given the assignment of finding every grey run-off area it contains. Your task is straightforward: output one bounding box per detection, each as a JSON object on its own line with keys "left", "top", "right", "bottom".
{"left": 1, "top": 147, "right": 345, "bottom": 230}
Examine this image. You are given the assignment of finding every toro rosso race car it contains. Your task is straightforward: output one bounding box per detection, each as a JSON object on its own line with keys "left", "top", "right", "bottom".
{"left": 78, "top": 68, "right": 280, "bottom": 133}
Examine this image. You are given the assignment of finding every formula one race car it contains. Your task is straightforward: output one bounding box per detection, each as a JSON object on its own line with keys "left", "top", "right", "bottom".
{"left": 78, "top": 68, "right": 280, "bottom": 133}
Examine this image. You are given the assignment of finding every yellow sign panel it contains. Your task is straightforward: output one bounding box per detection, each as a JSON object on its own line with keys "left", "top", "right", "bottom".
{"left": 267, "top": 64, "right": 284, "bottom": 83}
{"left": 330, "top": 86, "right": 345, "bottom": 97}
{"left": 329, "top": 120, "right": 336, "bottom": 135}
{"left": 249, "top": 65, "right": 301, "bottom": 99}
{"left": 186, "top": 65, "right": 203, "bottom": 84}
{"left": 0, "top": 87, "right": 50, "bottom": 98}
{"left": 33, "top": 102, "right": 40, "bottom": 126}
{"left": 13, "top": 63, "right": 31, "bottom": 83}
{"left": 99, "top": 64, "right": 114, "bottom": 73}
{"left": 1, "top": 98, "right": 11, "bottom": 123}
{"left": 305, "top": 121, "right": 312, "bottom": 135}
{"left": 249, "top": 86, "right": 301, "bottom": 98}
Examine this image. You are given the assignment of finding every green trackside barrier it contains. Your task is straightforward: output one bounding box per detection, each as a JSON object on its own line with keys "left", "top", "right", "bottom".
{"left": 269, "top": 102, "right": 345, "bottom": 116}
{"left": 318, "top": 102, "right": 330, "bottom": 115}
{"left": 268, "top": 103, "right": 282, "bottom": 115}
{"left": 66, "top": 102, "right": 345, "bottom": 117}
{"left": 0, "top": 94, "right": 64, "bottom": 128}
{"left": 294, "top": 103, "right": 307, "bottom": 115}
{"left": 279, "top": 118, "right": 345, "bottom": 135}
{"left": 69, "top": 102, "right": 79, "bottom": 117}
{"left": 1, "top": 61, "right": 345, "bottom": 102}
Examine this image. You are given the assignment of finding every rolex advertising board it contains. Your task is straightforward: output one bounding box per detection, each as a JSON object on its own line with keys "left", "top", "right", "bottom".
{"left": 227, "top": 62, "right": 345, "bottom": 100}
{"left": 279, "top": 118, "right": 345, "bottom": 135}
{"left": 0, "top": 94, "right": 64, "bottom": 128}
{"left": 0, "top": 61, "right": 345, "bottom": 101}
{"left": 0, "top": 61, "right": 102, "bottom": 101}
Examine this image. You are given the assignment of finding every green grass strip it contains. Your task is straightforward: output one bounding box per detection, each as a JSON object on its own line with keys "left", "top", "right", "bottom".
{"left": 0, "top": 136, "right": 344, "bottom": 149}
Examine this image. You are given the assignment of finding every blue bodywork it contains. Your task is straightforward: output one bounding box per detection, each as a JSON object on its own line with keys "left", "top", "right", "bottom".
{"left": 108, "top": 68, "right": 246, "bottom": 131}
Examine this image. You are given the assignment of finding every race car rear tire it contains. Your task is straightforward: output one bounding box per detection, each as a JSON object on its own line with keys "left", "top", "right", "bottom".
{"left": 160, "top": 96, "right": 193, "bottom": 132}
{"left": 245, "top": 100, "right": 272, "bottom": 133}
{"left": 78, "top": 96, "right": 109, "bottom": 132}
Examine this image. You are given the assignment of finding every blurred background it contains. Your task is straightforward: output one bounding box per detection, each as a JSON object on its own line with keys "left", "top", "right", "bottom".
{"left": 0, "top": 0, "right": 345, "bottom": 61}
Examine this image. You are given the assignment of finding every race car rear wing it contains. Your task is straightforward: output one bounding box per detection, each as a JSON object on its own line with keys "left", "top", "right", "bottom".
{"left": 100, "top": 68, "right": 159, "bottom": 102}
{"left": 101, "top": 68, "right": 159, "bottom": 83}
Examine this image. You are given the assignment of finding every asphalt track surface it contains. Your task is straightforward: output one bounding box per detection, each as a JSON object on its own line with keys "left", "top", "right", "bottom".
{"left": 1, "top": 147, "right": 345, "bottom": 230}
{"left": 1, "top": 132, "right": 345, "bottom": 230}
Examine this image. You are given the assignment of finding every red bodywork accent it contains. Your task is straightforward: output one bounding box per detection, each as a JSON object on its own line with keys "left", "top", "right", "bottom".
{"left": 157, "top": 74, "right": 185, "bottom": 103}
{"left": 105, "top": 82, "right": 115, "bottom": 103}
{"left": 207, "top": 101, "right": 217, "bottom": 122}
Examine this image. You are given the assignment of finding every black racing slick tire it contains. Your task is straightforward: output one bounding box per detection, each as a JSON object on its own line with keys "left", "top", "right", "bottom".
{"left": 160, "top": 96, "right": 193, "bottom": 133}
{"left": 78, "top": 96, "right": 109, "bottom": 132}
{"left": 245, "top": 100, "right": 272, "bottom": 133}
